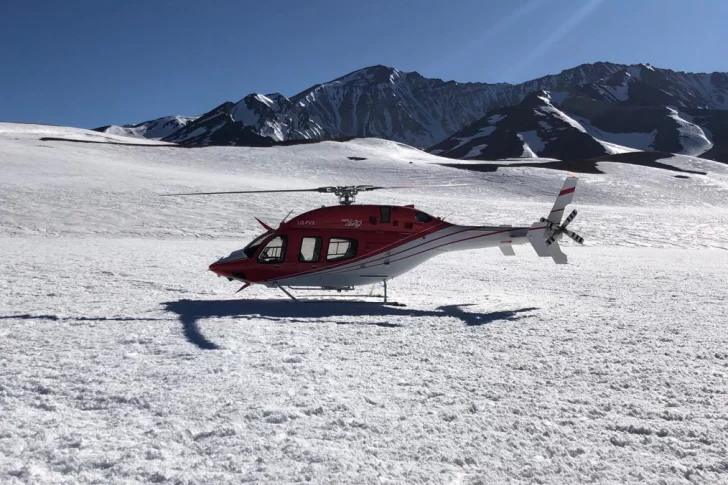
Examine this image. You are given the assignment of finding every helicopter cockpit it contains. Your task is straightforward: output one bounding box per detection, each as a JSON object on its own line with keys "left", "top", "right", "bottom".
{"left": 214, "top": 230, "right": 274, "bottom": 264}
{"left": 242, "top": 230, "right": 274, "bottom": 259}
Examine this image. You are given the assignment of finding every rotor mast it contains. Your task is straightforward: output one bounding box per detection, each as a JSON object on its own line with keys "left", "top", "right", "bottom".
{"left": 321, "top": 186, "right": 367, "bottom": 205}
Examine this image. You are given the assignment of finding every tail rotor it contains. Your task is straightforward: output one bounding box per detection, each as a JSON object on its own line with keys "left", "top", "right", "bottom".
{"left": 542, "top": 209, "right": 585, "bottom": 246}
{"left": 527, "top": 176, "right": 584, "bottom": 264}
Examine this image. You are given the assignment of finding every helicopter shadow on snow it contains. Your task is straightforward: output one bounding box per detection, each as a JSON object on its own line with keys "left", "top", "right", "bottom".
{"left": 162, "top": 299, "right": 539, "bottom": 350}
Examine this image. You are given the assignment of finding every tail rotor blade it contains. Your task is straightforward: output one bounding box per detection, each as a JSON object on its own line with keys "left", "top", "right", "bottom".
{"left": 563, "top": 229, "right": 585, "bottom": 244}
{"left": 562, "top": 209, "right": 578, "bottom": 228}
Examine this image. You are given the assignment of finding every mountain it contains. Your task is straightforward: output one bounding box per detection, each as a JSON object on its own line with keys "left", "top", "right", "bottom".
{"left": 428, "top": 91, "right": 615, "bottom": 160}
{"left": 95, "top": 115, "right": 198, "bottom": 140}
{"left": 160, "top": 65, "right": 515, "bottom": 148}
{"left": 100, "top": 62, "right": 728, "bottom": 162}
{"left": 429, "top": 89, "right": 719, "bottom": 161}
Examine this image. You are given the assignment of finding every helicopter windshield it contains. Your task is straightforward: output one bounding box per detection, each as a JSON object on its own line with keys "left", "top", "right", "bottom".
{"left": 242, "top": 230, "right": 274, "bottom": 259}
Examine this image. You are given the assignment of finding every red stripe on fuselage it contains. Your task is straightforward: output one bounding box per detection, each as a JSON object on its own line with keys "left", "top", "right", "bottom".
{"left": 309, "top": 225, "right": 497, "bottom": 279}
{"left": 274, "top": 227, "right": 514, "bottom": 282}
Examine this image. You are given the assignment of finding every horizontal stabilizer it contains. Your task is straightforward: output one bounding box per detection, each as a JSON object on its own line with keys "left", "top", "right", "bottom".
{"left": 499, "top": 245, "right": 515, "bottom": 256}
{"left": 527, "top": 223, "right": 551, "bottom": 258}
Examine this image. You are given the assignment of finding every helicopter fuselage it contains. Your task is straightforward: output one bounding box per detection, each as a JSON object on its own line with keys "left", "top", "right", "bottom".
{"left": 209, "top": 204, "right": 531, "bottom": 290}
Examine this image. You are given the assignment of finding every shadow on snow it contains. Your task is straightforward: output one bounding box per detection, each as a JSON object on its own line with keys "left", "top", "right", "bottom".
{"left": 162, "top": 299, "right": 539, "bottom": 350}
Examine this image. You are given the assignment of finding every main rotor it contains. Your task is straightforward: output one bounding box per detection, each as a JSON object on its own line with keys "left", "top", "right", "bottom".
{"left": 318, "top": 185, "right": 376, "bottom": 205}
{"left": 162, "top": 183, "right": 471, "bottom": 205}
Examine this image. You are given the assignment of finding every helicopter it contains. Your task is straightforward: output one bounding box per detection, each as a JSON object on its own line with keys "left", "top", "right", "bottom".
{"left": 163, "top": 176, "right": 583, "bottom": 302}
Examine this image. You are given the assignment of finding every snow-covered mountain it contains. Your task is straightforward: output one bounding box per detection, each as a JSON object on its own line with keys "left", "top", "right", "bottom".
{"left": 573, "top": 63, "right": 728, "bottom": 109}
{"left": 161, "top": 65, "right": 513, "bottom": 147}
{"left": 99, "top": 62, "right": 728, "bottom": 162}
{"left": 429, "top": 91, "right": 611, "bottom": 160}
{"left": 429, "top": 90, "right": 719, "bottom": 161}
{"left": 95, "top": 115, "right": 198, "bottom": 140}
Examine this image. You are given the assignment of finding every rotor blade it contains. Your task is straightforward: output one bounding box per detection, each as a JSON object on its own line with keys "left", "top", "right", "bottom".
{"left": 356, "top": 183, "right": 478, "bottom": 192}
{"left": 161, "top": 188, "right": 327, "bottom": 196}
{"left": 561, "top": 209, "right": 578, "bottom": 228}
{"left": 563, "top": 229, "right": 585, "bottom": 244}
{"left": 162, "top": 183, "right": 479, "bottom": 197}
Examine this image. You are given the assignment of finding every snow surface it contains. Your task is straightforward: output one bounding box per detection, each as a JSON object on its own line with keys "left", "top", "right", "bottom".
{"left": 0, "top": 123, "right": 175, "bottom": 146}
{"left": 2, "top": 123, "right": 728, "bottom": 484}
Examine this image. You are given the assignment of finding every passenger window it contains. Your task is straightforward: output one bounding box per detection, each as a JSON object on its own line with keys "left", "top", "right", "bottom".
{"left": 327, "top": 238, "right": 358, "bottom": 261}
{"left": 380, "top": 206, "right": 391, "bottom": 223}
{"left": 257, "top": 236, "right": 287, "bottom": 263}
{"left": 299, "top": 237, "right": 322, "bottom": 262}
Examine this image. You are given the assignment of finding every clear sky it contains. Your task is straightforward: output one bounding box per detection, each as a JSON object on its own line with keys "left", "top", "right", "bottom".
{"left": 2, "top": 0, "right": 727, "bottom": 129}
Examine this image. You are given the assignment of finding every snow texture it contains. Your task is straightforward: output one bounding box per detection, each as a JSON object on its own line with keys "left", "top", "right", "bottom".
{"left": 2, "top": 122, "right": 728, "bottom": 484}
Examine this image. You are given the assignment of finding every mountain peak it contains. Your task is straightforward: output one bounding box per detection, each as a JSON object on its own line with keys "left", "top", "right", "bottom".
{"left": 336, "top": 64, "right": 401, "bottom": 84}
{"left": 519, "top": 90, "right": 552, "bottom": 108}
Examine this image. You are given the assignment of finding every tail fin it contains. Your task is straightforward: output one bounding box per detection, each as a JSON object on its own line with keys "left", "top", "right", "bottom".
{"left": 527, "top": 175, "right": 583, "bottom": 264}
{"left": 547, "top": 176, "right": 577, "bottom": 224}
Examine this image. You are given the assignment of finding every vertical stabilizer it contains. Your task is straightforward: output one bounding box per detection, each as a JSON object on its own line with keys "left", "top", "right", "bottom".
{"left": 548, "top": 176, "right": 577, "bottom": 224}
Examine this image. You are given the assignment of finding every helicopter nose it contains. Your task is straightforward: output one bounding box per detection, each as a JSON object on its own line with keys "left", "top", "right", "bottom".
{"left": 209, "top": 261, "right": 231, "bottom": 276}
{"left": 209, "top": 261, "right": 247, "bottom": 282}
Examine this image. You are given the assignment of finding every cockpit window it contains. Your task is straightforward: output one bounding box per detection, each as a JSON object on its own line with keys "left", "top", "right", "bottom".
{"left": 415, "top": 211, "right": 432, "bottom": 223}
{"left": 243, "top": 230, "right": 273, "bottom": 259}
{"left": 258, "top": 236, "right": 287, "bottom": 264}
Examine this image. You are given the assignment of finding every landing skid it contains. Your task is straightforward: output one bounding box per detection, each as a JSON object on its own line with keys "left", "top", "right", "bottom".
{"left": 271, "top": 280, "right": 403, "bottom": 305}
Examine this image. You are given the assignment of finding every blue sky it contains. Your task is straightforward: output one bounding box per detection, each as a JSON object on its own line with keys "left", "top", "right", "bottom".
{"left": 2, "top": 0, "right": 727, "bottom": 128}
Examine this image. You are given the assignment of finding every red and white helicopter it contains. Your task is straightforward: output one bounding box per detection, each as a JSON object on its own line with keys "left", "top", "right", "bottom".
{"left": 165, "top": 176, "right": 583, "bottom": 302}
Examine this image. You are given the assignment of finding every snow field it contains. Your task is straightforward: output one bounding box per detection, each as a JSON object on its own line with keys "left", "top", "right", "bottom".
{"left": 1, "top": 123, "right": 728, "bottom": 484}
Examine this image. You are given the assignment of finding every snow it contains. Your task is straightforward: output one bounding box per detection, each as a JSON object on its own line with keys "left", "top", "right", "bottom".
{"left": 665, "top": 107, "right": 714, "bottom": 156}
{"left": 518, "top": 131, "right": 545, "bottom": 157}
{"left": 2, "top": 122, "right": 728, "bottom": 484}
{"left": 571, "top": 116, "right": 656, "bottom": 152}
{"left": 464, "top": 144, "right": 487, "bottom": 159}
{"left": 442, "top": 126, "right": 497, "bottom": 154}
{"left": 602, "top": 82, "right": 629, "bottom": 102}
{"left": 546, "top": 91, "right": 569, "bottom": 105}
{"left": 627, "top": 65, "right": 643, "bottom": 81}
{"left": 533, "top": 100, "right": 588, "bottom": 133}
{"left": 101, "top": 124, "right": 146, "bottom": 139}
{"left": 98, "top": 116, "right": 199, "bottom": 140}
{"left": 0, "top": 123, "right": 175, "bottom": 145}
{"left": 486, "top": 114, "right": 505, "bottom": 125}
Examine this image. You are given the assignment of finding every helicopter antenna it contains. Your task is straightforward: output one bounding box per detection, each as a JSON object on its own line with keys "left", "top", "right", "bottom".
{"left": 162, "top": 183, "right": 475, "bottom": 205}
{"left": 281, "top": 209, "right": 295, "bottom": 224}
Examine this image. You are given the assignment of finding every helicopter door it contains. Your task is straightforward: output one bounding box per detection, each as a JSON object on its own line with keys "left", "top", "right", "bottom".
{"left": 298, "top": 237, "right": 322, "bottom": 263}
